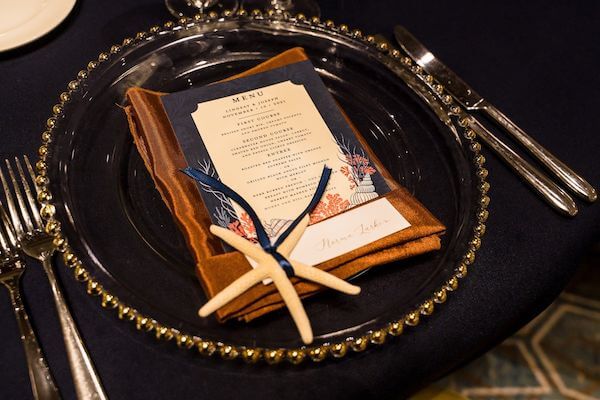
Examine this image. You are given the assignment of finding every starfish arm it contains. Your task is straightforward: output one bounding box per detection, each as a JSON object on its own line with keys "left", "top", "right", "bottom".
{"left": 292, "top": 262, "right": 361, "bottom": 295}
{"left": 278, "top": 215, "right": 309, "bottom": 258}
{"left": 270, "top": 267, "right": 313, "bottom": 344}
{"left": 198, "top": 267, "right": 268, "bottom": 317}
{"left": 209, "top": 225, "right": 269, "bottom": 263}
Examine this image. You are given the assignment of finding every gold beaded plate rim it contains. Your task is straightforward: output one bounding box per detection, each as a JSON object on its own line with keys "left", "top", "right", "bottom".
{"left": 35, "top": 10, "right": 490, "bottom": 365}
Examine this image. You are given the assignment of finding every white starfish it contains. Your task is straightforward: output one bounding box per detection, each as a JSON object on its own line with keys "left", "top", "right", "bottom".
{"left": 199, "top": 215, "right": 361, "bottom": 344}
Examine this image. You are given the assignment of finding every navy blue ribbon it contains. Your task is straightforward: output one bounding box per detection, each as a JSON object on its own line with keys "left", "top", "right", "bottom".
{"left": 181, "top": 166, "right": 332, "bottom": 277}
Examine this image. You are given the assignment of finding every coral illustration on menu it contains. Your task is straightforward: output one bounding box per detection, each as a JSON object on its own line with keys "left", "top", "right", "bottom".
{"left": 161, "top": 59, "right": 411, "bottom": 266}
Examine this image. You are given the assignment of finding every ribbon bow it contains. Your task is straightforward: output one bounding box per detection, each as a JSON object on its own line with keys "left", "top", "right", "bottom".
{"left": 182, "top": 166, "right": 360, "bottom": 344}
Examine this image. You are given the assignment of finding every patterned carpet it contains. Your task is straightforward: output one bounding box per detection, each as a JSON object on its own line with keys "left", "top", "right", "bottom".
{"left": 415, "top": 243, "right": 600, "bottom": 400}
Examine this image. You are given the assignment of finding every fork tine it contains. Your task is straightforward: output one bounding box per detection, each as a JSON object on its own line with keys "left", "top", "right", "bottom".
{"left": 5, "top": 159, "right": 34, "bottom": 234}
{"left": 0, "top": 163, "right": 24, "bottom": 238}
{"left": 0, "top": 200, "right": 18, "bottom": 252}
{"left": 17, "top": 157, "right": 43, "bottom": 230}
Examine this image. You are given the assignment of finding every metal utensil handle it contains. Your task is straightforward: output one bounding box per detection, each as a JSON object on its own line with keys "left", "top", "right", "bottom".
{"left": 41, "top": 258, "right": 108, "bottom": 400}
{"left": 468, "top": 117, "right": 578, "bottom": 216}
{"left": 482, "top": 104, "right": 597, "bottom": 202}
{"left": 3, "top": 276, "right": 61, "bottom": 400}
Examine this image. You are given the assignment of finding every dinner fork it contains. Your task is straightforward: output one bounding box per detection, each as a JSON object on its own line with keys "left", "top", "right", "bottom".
{"left": 1, "top": 156, "right": 108, "bottom": 400}
{"left": 0, "top": 201, "right": 61, "bottom": 400}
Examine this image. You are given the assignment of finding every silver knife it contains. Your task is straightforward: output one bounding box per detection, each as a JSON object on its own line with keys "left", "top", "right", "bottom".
{"left": 394, "top": 24, "right": 597, "bottom": 203}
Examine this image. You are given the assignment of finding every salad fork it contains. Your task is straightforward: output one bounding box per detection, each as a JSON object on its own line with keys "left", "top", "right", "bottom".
{"left": 0, "top": 201, "right": 61, "bottom": 400}
{"left": 1, "top": 156, "right": 108, "bottom": 400}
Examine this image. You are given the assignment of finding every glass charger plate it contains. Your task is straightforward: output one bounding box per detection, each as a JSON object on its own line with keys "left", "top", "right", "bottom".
{"left": 38, "top": 12, "right": 490, "bottom": 364}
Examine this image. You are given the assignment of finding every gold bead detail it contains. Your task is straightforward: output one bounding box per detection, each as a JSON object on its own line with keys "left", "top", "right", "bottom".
{"left": 86, "top": 280, "right": 102, "bottom": 296}
{"left": 38, "top": 189, "right": 52, "bottom": 203}
{"left": 420, "top": 300, "right": 434, "bottom": 316}
{"left": 325, "top": 20, "right": 335, "bottom": 28}
{"left": 477, "top": 209, "right": 489, "bottom": 223}
{"left": 352, "top": 29, "right": 363, "bottom": 38}
{"left": 350, "top": 336, "right": 368, "bottom": 352}
{"left": 41, "top": 131, "right": 52, "bottom": 143}
{"left": 176, "top": 334, "right": 194, "bottom": 349}
{"left": 456, "top": 263, "right": 468, "bottom": 278}
{"left": 310, "top": 16, "right": 320, "bottom": 24}
{"left": 163, "top": 21, "right": 174, "bottom": 30}
{"left": 446, "top": 276, "right": 459, "bottom": 291}
{"left": 434, "top": 289, "right": 447, "bottom": 304}
{"left": 470, "top": 142, "right": 482, "bottom": 152}
{"left": 35, "top": 174, "right": 49, "bottom": 188}
{"left": 136, "top": 315, "right": 154, "bottom": 332}
{"left": 101, "top": 292, "right": 118, "bottom": 308}
{"left": 74, "top": 265, "right": 89, "bottom": 282}
{"left": 470, "top": 237, "right": 482, "bottom": 250}
{"left": 110, "top": 44, "right": 122, "bottom": 53}
{"left": 330, "top": 342, "right": 347, "bottom": 358}
{"left": 60, "top": 92, "right": 70, "bottom": 103}
{"left": 36, "top": 159, "right": 47, "bottom": 173}
{"left": 98, "top": 52, "right": 109, "bottom": 62}
{"left": 369, "top": 329, "right": 387, "bottom": 345}
{"left": 264, "top": 349, "right": 284, "bottom": 364}
{"left": 391, "top": 49, "right": 401, "bottom": 58}
{"left": 87, "top": 61, "right": 98, "bottom": 71}
{"left": 63, "top": 251, "right": 77, "bottom": 266}
{"left": 52, "top": 104, "right": 64, "bottom": 115}
{"left": 40, "top": 204, "right": 55, "bottom": 219}
{"left": 241, "top": 347, "right": 261, "bottom": 363}
{"left": 477, "top": 168, "right": 489, "bottom": 180}
{"left": 250, "top": 9, "right": 262, "bottom": 17}
{"left": 286, "top": 349, "right": 305, "bottom": 364}
{"left": 388, "top": 321, "right": 404, "bottom": 336}
{"left": 154, "top": 325, "right": 169, "bottom": 340}
{"left": 308, "top": 346, "right": 327, "bottom": 362}
{"left": 219, "top": 344, "right": 238, "bottom": 359}
{"left": 464, "top": 250, "right": 475, "bottom": 265}
{"left": 197, "top": 340, "right": 216, "bottom": 355}
{"left": 480, "top": 195, "right": 490, "bottom": 208}
{"left": 38, "top": 144, "right": 48, "bottom": 160}
{"left": 208, "top": 11, "right": 218, "bottom": 19}
{"left": 53, "top": 237, "right": 68, "bottom": 252}
{"left": 480, "top": 181, "right": 491, "bottom": 194}
{"left": 68, "top": 80, "right": 79, "bottom": 91}
{"left": 45, "top": 220, "right": 60, "bottom": 236}
{"left": 236, "top": 8, "right": 247, "bottom": 16}
{"left": 366, "top": 35, "right": 375, "bottom": 43}
{"left": 222, "top": 9, "right": 233, "bottom": 17}
{"left": 405, "top": 311, "right": 420, "bottom": 326}
{"left": 475, "top": 223, "right": 486, "bottom": 237}
{"left": 339, "top": 24, "right": 349, "bottom": 33}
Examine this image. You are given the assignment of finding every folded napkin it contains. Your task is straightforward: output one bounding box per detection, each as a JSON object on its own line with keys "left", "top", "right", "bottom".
{"left": 123, "top": 47, "right": 445, "bottom": 322}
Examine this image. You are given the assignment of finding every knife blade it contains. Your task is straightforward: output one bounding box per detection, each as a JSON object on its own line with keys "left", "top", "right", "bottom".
{"left": 393, "top": 24, "right": 597, "bottom": 203}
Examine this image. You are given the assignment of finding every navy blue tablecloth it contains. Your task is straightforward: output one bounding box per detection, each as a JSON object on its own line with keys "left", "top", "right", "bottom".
{"left": 0, "top": 1, "right": 598, "bottom": 399}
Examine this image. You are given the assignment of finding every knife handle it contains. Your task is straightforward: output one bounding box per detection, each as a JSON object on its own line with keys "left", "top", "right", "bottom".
{"left": 467, "top": 117, "right": 578, "bottom": 216}
{"left": 481, "top": 104, "right": 597, "bottom": 202}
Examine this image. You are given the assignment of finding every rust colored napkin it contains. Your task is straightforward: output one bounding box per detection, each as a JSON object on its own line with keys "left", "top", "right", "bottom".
{"left": 124, "top": 47, "right": 445, "bottom": 322}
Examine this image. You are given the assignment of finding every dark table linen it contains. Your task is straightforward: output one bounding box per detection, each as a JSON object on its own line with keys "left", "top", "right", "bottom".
{"left": 0, "top": 1, "right": 599, "bottom": 399}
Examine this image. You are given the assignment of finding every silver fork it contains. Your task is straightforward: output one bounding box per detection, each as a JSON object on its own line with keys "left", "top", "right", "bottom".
{"left": 0, "top": 201, "right": 61, "bottom": 400}
{"left": 1, "top": 156, "right": 108, "bottom": 400}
